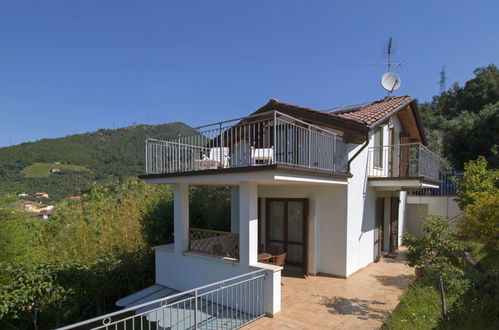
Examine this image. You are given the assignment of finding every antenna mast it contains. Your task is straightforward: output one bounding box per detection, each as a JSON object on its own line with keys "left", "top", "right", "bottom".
{"left": 364, "top": 37, "right": 407, "bottom": 71}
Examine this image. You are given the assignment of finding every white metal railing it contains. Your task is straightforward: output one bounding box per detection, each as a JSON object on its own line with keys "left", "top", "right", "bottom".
{"left": 145, "top": 111, "right": 348, "bottom": 174}
{"left": 57, "top": 269, "right": 267, "bottom": 330}
{"left": 367, "top": 143, "right": 440, "bottom": 181}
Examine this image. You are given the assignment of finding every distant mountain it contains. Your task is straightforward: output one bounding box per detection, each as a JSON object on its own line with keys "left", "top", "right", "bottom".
{"left": 0, "top": 122, "right": 191, "bottom": 200}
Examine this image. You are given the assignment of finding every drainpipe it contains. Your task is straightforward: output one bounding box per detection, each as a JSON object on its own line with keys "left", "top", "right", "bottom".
{"left": 347, "top": 132, "right": 369, "bottom": 173}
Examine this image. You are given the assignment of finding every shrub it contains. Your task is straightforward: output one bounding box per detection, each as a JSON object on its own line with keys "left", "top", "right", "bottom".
{"left": 404, "top": 215, "right": 466, "bottom": 291}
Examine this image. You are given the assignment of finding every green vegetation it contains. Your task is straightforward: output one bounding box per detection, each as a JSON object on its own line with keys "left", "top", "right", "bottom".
{"left": 404, "top": 215, "right": 465, "bottom": 289}
{"left": 0, "top": 179, "right": 230, "bottom": 329}
{"left": 0, "top": 122, "right": 191, "bottom": 200}
{"left": 384, "top": 159, "right": 499, "bottom": 329}
{"left": 419, "top": 64, "right": 499, "bottom": 169}
{"left": 383, "top": 241, "right": 499, "bottom": 330}
{"left": 21, "top": 162, "right": 89, "bottom": 178}
{"left": 456, "top": 158, "right": 499, "bottom": 248}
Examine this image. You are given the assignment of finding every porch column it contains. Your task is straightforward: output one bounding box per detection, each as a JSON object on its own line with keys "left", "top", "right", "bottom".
{"left": 239, "top": 182, "right": 258, "bottom": 266}
{"left": 230, "top": 186, "right": 239, "bottom": 233}
{"left": 173, "top": 183, "right": 189, "bottom": 255}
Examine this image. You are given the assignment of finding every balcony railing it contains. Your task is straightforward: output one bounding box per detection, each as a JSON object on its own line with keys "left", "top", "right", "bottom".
{"left": 368, "top": 143, "right": 440, "bottom": 181}
{"left": 409, "top": 172, "right": 463, "bottom": 196}
{"left": 145, "top": 111, "right": 348, "bottom": 175}
{"left": 189, "top": 228, "right": 239, "bottom": 259}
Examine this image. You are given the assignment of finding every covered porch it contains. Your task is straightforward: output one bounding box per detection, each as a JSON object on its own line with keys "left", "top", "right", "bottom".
{"left": 144, "top": 169, "right": 350, "bottom": 316}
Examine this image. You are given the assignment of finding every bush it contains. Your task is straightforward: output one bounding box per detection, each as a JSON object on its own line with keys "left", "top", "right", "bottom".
{"left": 460, "top": 192, "right": 499, "bottom": 249}
{"left": 404, "top": 215, "right": 466, "bottom": 291}
{"left": 456, "top": 157, "right": 499, "bottom": 248}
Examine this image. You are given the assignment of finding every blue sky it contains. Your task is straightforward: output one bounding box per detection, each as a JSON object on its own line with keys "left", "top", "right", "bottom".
{"left": 0, "top": 1, "right": 498, "bottom": 147}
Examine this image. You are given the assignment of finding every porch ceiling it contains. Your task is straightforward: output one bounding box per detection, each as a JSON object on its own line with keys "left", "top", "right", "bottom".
{"left": 140, "top": 164, "right": 349, "bottom": 186}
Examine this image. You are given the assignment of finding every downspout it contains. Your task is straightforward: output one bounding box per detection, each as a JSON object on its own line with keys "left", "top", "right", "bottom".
{"left": 347, "top": 132, "right": 370, "bottom": 173}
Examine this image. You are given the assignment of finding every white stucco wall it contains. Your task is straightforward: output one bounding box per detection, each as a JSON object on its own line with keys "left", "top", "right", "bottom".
{"left": 258, "top": 184, "right": 348, "bottom": 277}
{"left": 155, "top": 248, "right": 252, "bottom": 291}
{"left": 346, "top": 140, "right": 375, "bottom": 276}
{"left": 406, "top": 196, "right": 463, "bottom": 236}
{"left": 398, "top": 191, "right": 407, "bottom": 245}
{"left": 345, "top": 117, "right": 407, "bottom": 276}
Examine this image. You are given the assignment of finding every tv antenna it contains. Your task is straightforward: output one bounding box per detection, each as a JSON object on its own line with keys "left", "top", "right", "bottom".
{"left": 439, "top": 66, "right": 449, "bottom": 93}
{"left": 365, "top": 37, "right": 406, "bottom": 96}
{"left": 364, "top": 37, "right": 407, "bottom": 72}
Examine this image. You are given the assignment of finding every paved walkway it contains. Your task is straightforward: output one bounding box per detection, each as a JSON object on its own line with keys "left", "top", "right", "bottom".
{"left": 245, "top": 250, "right": 414, "bottom": 329}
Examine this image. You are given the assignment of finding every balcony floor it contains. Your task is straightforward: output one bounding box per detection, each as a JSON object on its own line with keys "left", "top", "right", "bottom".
{"left": 140, "top": 164, "right": 351, "bottom": 185}
{"left": 244, "top": 249, "right": 414, "bottom": 330}
{"left": 368, "top": 176, "right": 440, "bottom": 190}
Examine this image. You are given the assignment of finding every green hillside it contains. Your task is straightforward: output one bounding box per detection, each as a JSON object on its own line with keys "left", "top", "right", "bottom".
{"left": 22, "top": 162, "right": 90, "bottom": 178}
{"left": 0, "top": 122, "right": 191, "bottom": 200}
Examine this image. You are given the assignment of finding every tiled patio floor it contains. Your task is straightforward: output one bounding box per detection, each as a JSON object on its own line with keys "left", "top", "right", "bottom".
{"left": 245, "top": 249, "right": 415, "bottom": 329}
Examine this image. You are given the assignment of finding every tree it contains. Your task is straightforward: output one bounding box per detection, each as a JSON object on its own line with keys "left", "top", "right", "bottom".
{"left": 456, "top": 156, "right": 498, "bottom": 209}
{"left": 417, "top": 64, "right": 499, "bottom": 169}
{"left": 456, "top": 157, "right": 499, "bottom": 248}
{"left": 442, "top": 102, "right": 499, "bottom": 168}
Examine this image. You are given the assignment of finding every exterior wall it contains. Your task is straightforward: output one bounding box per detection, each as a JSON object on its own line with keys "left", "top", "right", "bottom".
{"left": 155, "top": 247, "right": 252, "bottom": 290}
{"left": 398, "top": 191, "right": 407, "bottom": 245}
{"left": 345, "top": 117, "right": 408, "bottom": 276}
{"left": 346, "top": 141, "right": 375, "bottom": 276}
{"left": 258, "top": 184, "right": 348, "bottom": 277}
{"left": 406, "top": 204, "right": 428, "bottom": 237}
{"left": 406, "top": 196, "right": 462, "bottom": 236}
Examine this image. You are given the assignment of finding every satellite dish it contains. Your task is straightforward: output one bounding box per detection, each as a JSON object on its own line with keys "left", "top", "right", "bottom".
{"left": 381, "top": 72, "right": 401, "bottom": 93}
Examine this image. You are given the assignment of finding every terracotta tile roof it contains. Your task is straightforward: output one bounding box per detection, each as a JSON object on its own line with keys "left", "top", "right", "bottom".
{"left": 331, "top": 95, "right": 412, "bottom": 126}
{"left": 19, "top": 200, "right": 47, "bottom": 208}
{"left": 266, "top": 95, "right": 413, "bottom": 127}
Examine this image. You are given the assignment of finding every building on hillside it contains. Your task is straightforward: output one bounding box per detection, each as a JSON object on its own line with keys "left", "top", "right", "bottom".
{"left": 17, "top": 200, "right": 48, "bottom": 213}
{"left": 36, "top": 209, "right": 55, "bottom": 220}
{"left": 34, "top": 192, "right": 49, "bottom": 199}
{"left": 18, "top": 192, "right": 29, "bottom": 198}
{"left": 62, "top": 95, "right": 442, "bottom": 329}
{"left": 50, "top": 167, "right": 61, "bottom": 174}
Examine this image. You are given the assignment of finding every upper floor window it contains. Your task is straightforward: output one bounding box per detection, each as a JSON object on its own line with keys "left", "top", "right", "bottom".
{"left": 373, "top": 127, "right": 383, "bottom": 167}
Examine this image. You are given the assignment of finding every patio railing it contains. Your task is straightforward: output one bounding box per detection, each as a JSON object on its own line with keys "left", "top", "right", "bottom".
{"left": 367, "top": 143, "right": 440, "bottom": 181}
{"left": 145, "top": 111, "right": 348, "bottom": 175}
{"left": 189, "top": 228, "right": 239, "bottom": 259}
{"left": 57, "top": 269, "right": 267, "bottom": 330}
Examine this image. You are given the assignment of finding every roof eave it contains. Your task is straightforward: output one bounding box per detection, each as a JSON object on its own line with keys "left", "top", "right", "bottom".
{"left": 252, "top": 100, "right": 369, "bottom": 134}
{"left": 366, "top": 98, "right": 428, "bottom": 145}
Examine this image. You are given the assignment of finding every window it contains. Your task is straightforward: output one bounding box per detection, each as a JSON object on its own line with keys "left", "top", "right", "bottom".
{"left": 373, "top": 127, "right": 383, "bottom": 167}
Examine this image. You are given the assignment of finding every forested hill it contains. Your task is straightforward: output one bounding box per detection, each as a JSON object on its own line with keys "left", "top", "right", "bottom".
{"left": 0, "top": 122, "right": 191, "bottom": 200}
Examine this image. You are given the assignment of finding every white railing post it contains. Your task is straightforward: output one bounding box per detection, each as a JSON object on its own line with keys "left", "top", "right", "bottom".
{"left": 194, "top": 289, "right": 198, "bottom": 329}
{"left": 273, "top": 112, "right": 277, "bottom": 164}
{"left": 145, "top": 140, "right": 149, "bottom": 174}
{"left": 219, "top": 123, "right": 223, "bottom": 168}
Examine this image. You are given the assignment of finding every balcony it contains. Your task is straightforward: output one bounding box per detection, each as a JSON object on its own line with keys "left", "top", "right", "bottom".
{"left": 367, "top": 143, "right": 441, "bottom": 190}
{"left": 145, "top": 111, "right": 348, "bottom": 177}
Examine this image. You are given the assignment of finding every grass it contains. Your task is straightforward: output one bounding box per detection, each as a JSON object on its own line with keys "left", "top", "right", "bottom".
{"left": 382, "top": 279, "right": 452, "bottom": 330}
{"left": 383, "top": 241, "right": 499, "bottom": 330}
{"left": 21, "top": 162, "right": 89, "bottom": 178}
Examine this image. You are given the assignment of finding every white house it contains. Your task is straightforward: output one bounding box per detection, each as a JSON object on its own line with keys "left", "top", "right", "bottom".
{"left": 60, "top": 95, "right": 441, "bottom": 330}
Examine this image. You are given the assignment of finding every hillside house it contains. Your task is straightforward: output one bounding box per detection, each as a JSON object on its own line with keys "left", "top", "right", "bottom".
{"left": 34, "top": 192, "right": 49, "bottom": 199}
{"left": 61, "top": 95, "right": 441, "bottom": 330}
{"left": 18, "top": 200, "right": 48, "bottom": 213}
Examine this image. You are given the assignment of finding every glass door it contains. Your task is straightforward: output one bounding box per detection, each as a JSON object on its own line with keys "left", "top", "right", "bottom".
{"left": 266, "top": 198, "right": 308, "bottom": 272}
